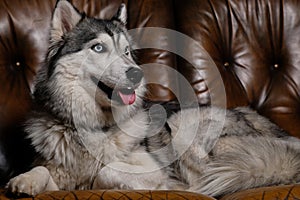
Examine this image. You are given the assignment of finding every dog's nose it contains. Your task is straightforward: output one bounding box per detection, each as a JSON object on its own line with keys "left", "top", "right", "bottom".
{"left": 126, "top": 67, "right": 143, "bottom": 84}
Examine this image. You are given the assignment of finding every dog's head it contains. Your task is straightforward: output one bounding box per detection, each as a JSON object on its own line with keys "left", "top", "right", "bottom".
{"left": 47, "top": 0, "right": 144, "bottom": 108}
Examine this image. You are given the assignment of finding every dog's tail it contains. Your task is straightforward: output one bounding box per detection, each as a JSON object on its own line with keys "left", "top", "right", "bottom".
{"left": 192, "top": 136, "right": 300, "bottom": 197}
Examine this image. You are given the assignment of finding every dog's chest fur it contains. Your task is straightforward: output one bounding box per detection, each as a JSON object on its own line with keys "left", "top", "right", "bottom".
{"left": 27, "top": 110, "right": 150, "bottom": 189}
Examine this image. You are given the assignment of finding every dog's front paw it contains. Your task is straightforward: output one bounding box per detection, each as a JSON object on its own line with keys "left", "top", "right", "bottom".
{"left": 6, "top": 166, "right": 53, "bottom": 196}
{"left": 7, "top": 173, "right": 46, "bottom": 196}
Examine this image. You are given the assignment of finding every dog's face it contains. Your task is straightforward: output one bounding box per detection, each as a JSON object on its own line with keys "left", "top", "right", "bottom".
{"left": 47, "top": 0, "right": 144, "bottom": 107}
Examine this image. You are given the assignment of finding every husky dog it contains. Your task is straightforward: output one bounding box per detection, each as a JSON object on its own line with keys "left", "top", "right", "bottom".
{"left": 7, "top": 0, "right": 300, "bottom": 197}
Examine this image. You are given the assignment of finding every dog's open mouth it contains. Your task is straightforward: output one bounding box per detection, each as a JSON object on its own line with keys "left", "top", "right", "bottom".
{"left": 91, "top": 76, "right": 136, "bottom": 105}
{"left": 117, "top": 88, "right": 136, "bottom": 105}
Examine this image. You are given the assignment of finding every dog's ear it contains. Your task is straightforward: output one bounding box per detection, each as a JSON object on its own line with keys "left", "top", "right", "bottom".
{"left": 51, "top": 0, "right": 82, "bottom": 41}
{"left": 112, "top": 3, "right": 127, "bottom": 25}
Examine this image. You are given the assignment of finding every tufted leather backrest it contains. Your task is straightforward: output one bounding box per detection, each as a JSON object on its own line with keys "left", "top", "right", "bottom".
{"left": 175, "top": 0, "right": 300, "bottom": 137}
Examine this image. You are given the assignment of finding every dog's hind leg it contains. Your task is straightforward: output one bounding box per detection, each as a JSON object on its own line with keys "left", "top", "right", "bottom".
{"left": 7, "top": 166, "right": 59, "bottom": 196}
{"left": 189, "top": 136, "right": 300, "bottom": 197}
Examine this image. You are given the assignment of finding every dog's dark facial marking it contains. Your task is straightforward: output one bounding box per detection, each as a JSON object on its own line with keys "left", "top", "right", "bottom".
{"left": 47, "top": 17, "right": 127, "bottom": 78}
{"left": 91, "top": 75, "right": 136, "bottom": 105}
{"left": 91, "top": 75, "right": 114, "bottom": 99}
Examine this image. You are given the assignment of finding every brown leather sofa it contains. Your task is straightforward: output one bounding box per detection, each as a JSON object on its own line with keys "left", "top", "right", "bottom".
{"left": 0, "top": 0, "right": 299, "bottom": 199}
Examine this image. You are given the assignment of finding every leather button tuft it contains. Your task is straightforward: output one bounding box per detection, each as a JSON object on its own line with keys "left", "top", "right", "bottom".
{"left": 224, "top": 62, "right": 230, "bottom": 67}
{"left": 15, "top": 62, "right": 21, "bottom": 67}
{"left": 274, "top": 64, "right": 279, "bottom": 69}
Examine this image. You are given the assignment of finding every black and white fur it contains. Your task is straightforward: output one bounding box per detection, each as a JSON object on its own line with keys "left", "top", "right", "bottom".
{"left": 7, "top": 0, "right": 300, "bottom": 197}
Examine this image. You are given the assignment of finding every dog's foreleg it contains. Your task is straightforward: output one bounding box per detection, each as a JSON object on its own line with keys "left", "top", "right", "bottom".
{"left": 92, "top": 162, "right": 167, "bottom": 190}
{"left": 7, "top": 166, "right": 59, "bottom": 196}
{"left": 92, "top": 150, "right": 177, "bottom": 191}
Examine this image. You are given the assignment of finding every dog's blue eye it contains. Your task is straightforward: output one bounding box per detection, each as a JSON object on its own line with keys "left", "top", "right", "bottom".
{"left": 92, "top": 44, "right": 105, "bottom": 53}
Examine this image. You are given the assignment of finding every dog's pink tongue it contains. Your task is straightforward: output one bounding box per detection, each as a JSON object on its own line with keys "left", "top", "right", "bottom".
{"left": 118, "top": 91, "right": 136, "bottom": 105}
